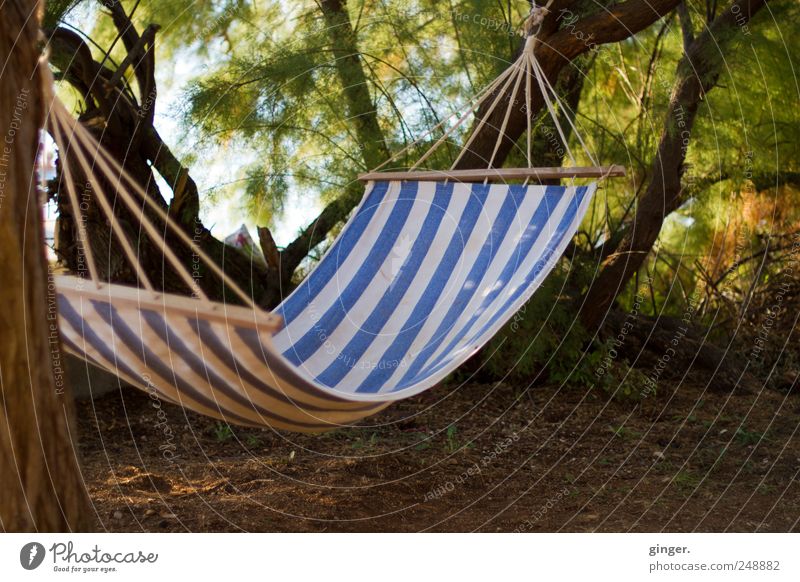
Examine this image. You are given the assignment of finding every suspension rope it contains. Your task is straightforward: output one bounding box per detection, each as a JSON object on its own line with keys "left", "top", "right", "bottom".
{"left": 525, "top": 52, "right": 533, "bottom": 167}
{"left": 49, "top": 100, "right": 263, "bottom": 310}
{"left": 371, "top": 63, "right": 517, "bottom": 173}
{"left": 407, "top": 64, "right": 516, "bottom": 171}
{"left": 48, "top": 116, "right": 102, "bottom": 286}
{"left": 449, "top": 63, "right": 521, "bottom": 170}
{"left": 52, "top": 101, "right": 156, "bottom": 293}
{"left": 487, "top": 59, "right": 526, "bottom": 169}
{"left": 379, "top": 0, "right": 601, "bottom": 178}
{"left": 529, "top": 54, "right": 597, "bottom": 166}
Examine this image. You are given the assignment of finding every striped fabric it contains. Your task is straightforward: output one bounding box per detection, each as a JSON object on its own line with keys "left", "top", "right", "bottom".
{"left": 57, "top": 180, "right": 595, "bottom": 432}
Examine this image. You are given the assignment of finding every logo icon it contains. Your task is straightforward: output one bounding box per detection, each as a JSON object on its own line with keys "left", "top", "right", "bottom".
{"left": 20, "top": 542, "right": 46, "bottom": 570}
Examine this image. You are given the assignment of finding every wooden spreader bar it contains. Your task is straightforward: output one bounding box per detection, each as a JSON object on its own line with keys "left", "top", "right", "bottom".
{"left": 358, "top": 165, "right": 627, "bottom": 183}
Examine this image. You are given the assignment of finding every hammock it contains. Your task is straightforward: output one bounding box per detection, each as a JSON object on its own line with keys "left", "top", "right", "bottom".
{"left": 46, "top": 3, "right": 624, "bottom": 432}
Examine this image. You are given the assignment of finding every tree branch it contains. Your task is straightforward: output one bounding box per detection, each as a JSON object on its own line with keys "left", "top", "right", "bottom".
{"left": 580, "top": 0, "right": 769, "bottom": 331}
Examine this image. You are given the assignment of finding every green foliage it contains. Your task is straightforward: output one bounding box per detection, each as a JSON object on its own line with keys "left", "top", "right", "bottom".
{"left": 171, "top": 0, "right": 535, "bottom": 227}
{"left": 482, "top": 261, "right": 591, "bottom": 382}
{"left": 43, "top": 0, "right": 82, "bottom": 28}
{"left": 734, "top": 427, "right": 766, "bottom": 446}
{"left": 244, "top": 433, "right": 262, "bottom": 447}
{"left": 213, "top": 422, "right": 234, "bottom": 442}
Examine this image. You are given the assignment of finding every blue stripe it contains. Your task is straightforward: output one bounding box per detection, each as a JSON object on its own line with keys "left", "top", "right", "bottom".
{"left": 391, "top": 183, "right": 524, "bottom": 388}
{"left": 282, "top": 181, "right": 419, "bottom": 366}
{"left": 187, "top": 317, "right": 376, "bottom": 408}
{"left": 354, "top": 183, "right": 489, "bottom": 393}
{"left": 225, "top": 320, "right": 383, "bottom": 412}
{"left": 138, "top": 310, "right": 348, "bottom": 428}
{"left": 413, "top": 185, "right": 565, "bottom": 381}
{"left": 58, "top": 313, "right": 182, "bottom": 406}
{"left": 413, "top": 187, "right": 588, "bottom": 384}
{"left": 278, "top": 180, "right": 391, "bottom": 325}
{"left": 58, "top": 296, "right": 150, "bottom": 387}
{"left": 85, "top": 299, "right": 332, "bottom": 429}
{"left": 314, "top": 182, "right": 453, "bottom": 388}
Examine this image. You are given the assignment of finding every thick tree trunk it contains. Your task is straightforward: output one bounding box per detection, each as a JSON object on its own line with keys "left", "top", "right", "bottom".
{"left": 581, "top": 0, "right": 768, "bottom": 331}
{"left": 0, "top": 0, "right": 91, "bottom": 531}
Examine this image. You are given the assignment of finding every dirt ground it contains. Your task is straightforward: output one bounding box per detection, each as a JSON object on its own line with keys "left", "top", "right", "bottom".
{"left": 76, "top": 375, "right": 800, "bottom": 532}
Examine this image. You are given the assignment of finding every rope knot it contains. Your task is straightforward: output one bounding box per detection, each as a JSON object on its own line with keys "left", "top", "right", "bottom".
{"left": 523, "top": 1, "right": 552, "bottom": 37}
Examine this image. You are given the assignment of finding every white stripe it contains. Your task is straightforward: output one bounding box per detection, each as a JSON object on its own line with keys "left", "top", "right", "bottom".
{"left": 411, "top": 184, "right": 550, "bottom": 381}
{"left": 335, "top": 183, "right": 472, "bottom": 391}
{"left": 423, "top": 186, "right": 577, "bottom": 371}
{"left": 294, "top": 181, "right": 436, "bottom": 385}
{"left": 272, "top": 180, "right": 402, "bottom": 352}
{"left": 375, "top": 181, "right": 509, "bottom": 392}
{"left": 437, "top": 184, "right": 596, "bottom": 369}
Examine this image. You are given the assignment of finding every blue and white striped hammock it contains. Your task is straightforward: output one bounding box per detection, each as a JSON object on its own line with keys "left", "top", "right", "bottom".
{"left": 47, "top": 17, "right": 619, "bottom": 432}
{"left": 55, "top": 178, "right": 595, "bottom": 432}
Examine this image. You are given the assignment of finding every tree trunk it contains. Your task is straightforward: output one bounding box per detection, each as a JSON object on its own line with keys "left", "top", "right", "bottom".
{"left": 318, "top": 0, "right": 391, "bottom": 171}
{"left": 580, "top": 0, "right": 768, "bottom": 331}
{"left": 0, "top": 0, "right": 91, "bottom": 532}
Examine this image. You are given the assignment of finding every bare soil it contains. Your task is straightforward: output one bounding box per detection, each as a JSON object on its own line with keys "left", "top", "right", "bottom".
{"left": 76, "top": 376, "right": 800, "bottom": 532}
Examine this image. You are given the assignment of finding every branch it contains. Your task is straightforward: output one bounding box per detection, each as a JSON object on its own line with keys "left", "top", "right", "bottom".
{"left": 318, "top": 0, "right": 390, "bottom": 169}
{"left": 100, "top": 0, "right": 157, "bottom": 126}
{"left": 279, "top": 181, "right": 364, "bottom": 282}
{"left": 140, "top": 125, "right": 200, "bottom": 225}
{"left": 104, "top": 23, "right": 159, "bottom": 97}
{"left": 580, "top": 0, "right": 769, "bottom": 331}
{"left": 547, "top": 0, "right": 684, "bottom": 58}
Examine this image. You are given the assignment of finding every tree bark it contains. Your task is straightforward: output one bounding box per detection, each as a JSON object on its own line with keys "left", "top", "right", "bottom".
{"left": 0, "top": 0, "right": 91, "bottom": 531}
{"left": 581, "top": 0, "right": 768, "bottom": 331}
